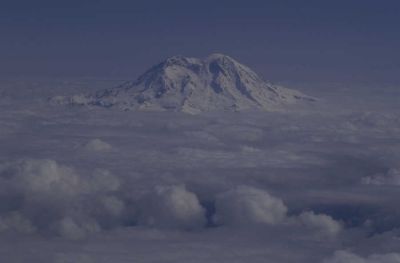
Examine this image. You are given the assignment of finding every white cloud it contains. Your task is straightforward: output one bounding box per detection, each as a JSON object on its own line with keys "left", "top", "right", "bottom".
{"left": 83, "top": 139, "right": 113, "bottom": 152}
{"left": 88, "top": 169, "right": 120, "bottom": 193}
{"left": 138, "top": 185, "right": 206, "bottom": 230}
{"left": 100, "top": 196, "right": 125, "bottom": 217}
{"left": 52, "top": 217, "right": 100, "bottom": 240}
{"left": 324, "top": 250, "right": 400, "bottom": 263}
{"left": 2, "top": 159, "right": 81, "bottom": 196}
{"left": 0, "top": 159, "right": 120, "bottom": 197}
{"left": 212, "top": 186, "right": 342, "bottom": 238}
{"left": 362, "top": 168, "right": 400, "bottom": 186}
{"left": 0, "top": 212, "right": 36, "bottom": 234}
{"left": 213, "top": 186, "right": 287, "bottom": 226}
{"left": 298, "top": 211, "right": 342, "bottom": 237}
{"left": 0, "top": 159, "right": 121, "bottom": 238}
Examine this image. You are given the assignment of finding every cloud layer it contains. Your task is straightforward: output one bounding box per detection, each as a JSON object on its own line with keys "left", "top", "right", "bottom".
{"left": 324, "top": 251, "right": 400, "bottom": 263}
{"left": 1, "top": 83, "right": 400, "bottom": 262}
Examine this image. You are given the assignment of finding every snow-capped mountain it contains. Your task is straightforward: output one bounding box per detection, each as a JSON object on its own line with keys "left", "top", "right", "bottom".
{"left": 53, "top": 54, "right": 315, "bottom": 113}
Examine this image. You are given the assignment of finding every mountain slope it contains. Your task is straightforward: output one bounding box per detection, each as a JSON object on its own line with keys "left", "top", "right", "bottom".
{"left": 53, "top": 54, "right": 315, "bottom": 113}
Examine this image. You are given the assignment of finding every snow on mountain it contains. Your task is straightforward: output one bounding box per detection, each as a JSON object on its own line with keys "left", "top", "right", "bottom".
{"left": 53, "top": 54, "right": 315, "bottom": 113}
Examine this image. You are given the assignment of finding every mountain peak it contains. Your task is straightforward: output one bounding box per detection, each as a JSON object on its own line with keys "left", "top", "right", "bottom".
{"left": 162, "top": 55, "right": 199, "bottom": 67}
{"left": 55, "top": 54, "right": 316, "bottom": 113}
{"left": 160, "top": 53, "right": 236, "bottom": 69}
{"left": 206, "top": 53, "right": 234, "bottom": 61}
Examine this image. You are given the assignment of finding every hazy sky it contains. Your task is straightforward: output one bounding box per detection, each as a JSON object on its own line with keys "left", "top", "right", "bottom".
{"left": 1, "top": 0, "right": 400, "bottom": 84}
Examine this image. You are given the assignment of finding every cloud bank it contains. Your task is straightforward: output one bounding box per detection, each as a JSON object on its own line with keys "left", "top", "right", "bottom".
{"left": 324, "top": 251, "right": 400, "bottom": 263}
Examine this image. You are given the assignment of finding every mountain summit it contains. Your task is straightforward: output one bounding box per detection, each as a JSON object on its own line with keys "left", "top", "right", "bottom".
{"left": 55, "top": 54, "right": 315, "bottom": 113}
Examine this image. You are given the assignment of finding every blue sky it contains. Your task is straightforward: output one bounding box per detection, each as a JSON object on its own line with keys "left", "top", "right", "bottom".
{"left": 1, "top": 0, "right": 399, "bottom": 84}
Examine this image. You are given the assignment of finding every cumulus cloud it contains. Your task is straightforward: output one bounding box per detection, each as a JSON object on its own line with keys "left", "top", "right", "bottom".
{"left": 0, "top": 159, "right": 122, "bottom": 239}
{"left": 212, "top": 186, "right": 342, "bottom": 239}
{"left": 138, "top": 185, "right": 206, "bottom": 230}
{"left": 323, "top": 250, "right": 400, "bottom": 263}
{"left": 83, "top": 139, "right": 113, "bottom": 152}
{"left": 5, "top": 159, "right": 80, "bottom": 195}
{"left": 88, "top": 169, "right": 120, "bottom": 193}
{"left": 0, "top": 157, "right": 345, "bottom": 245}
{"left": 213, "top": 186, "right": 287, "bottom": 226}
{"left": 0, "top": 159, "right": 119, "bottom": 197}
{"left": 0, "top": 212, "right": 36, "bottom": 234}
{"left": 298, "top": 211, "right": 342, "bottom": 237}
{"left": 362, "top": 168, "right": 400, "bottom": 186}
{"left": 99, "top": 196, "right": 125, "bottom": 217}
{"left": 51, "top": 217, "right": 100, "bottom": 240}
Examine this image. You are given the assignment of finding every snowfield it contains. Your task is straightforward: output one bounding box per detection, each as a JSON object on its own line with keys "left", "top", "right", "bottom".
{"left": 1, "top": 77, "right": 400, "bottom": 263}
